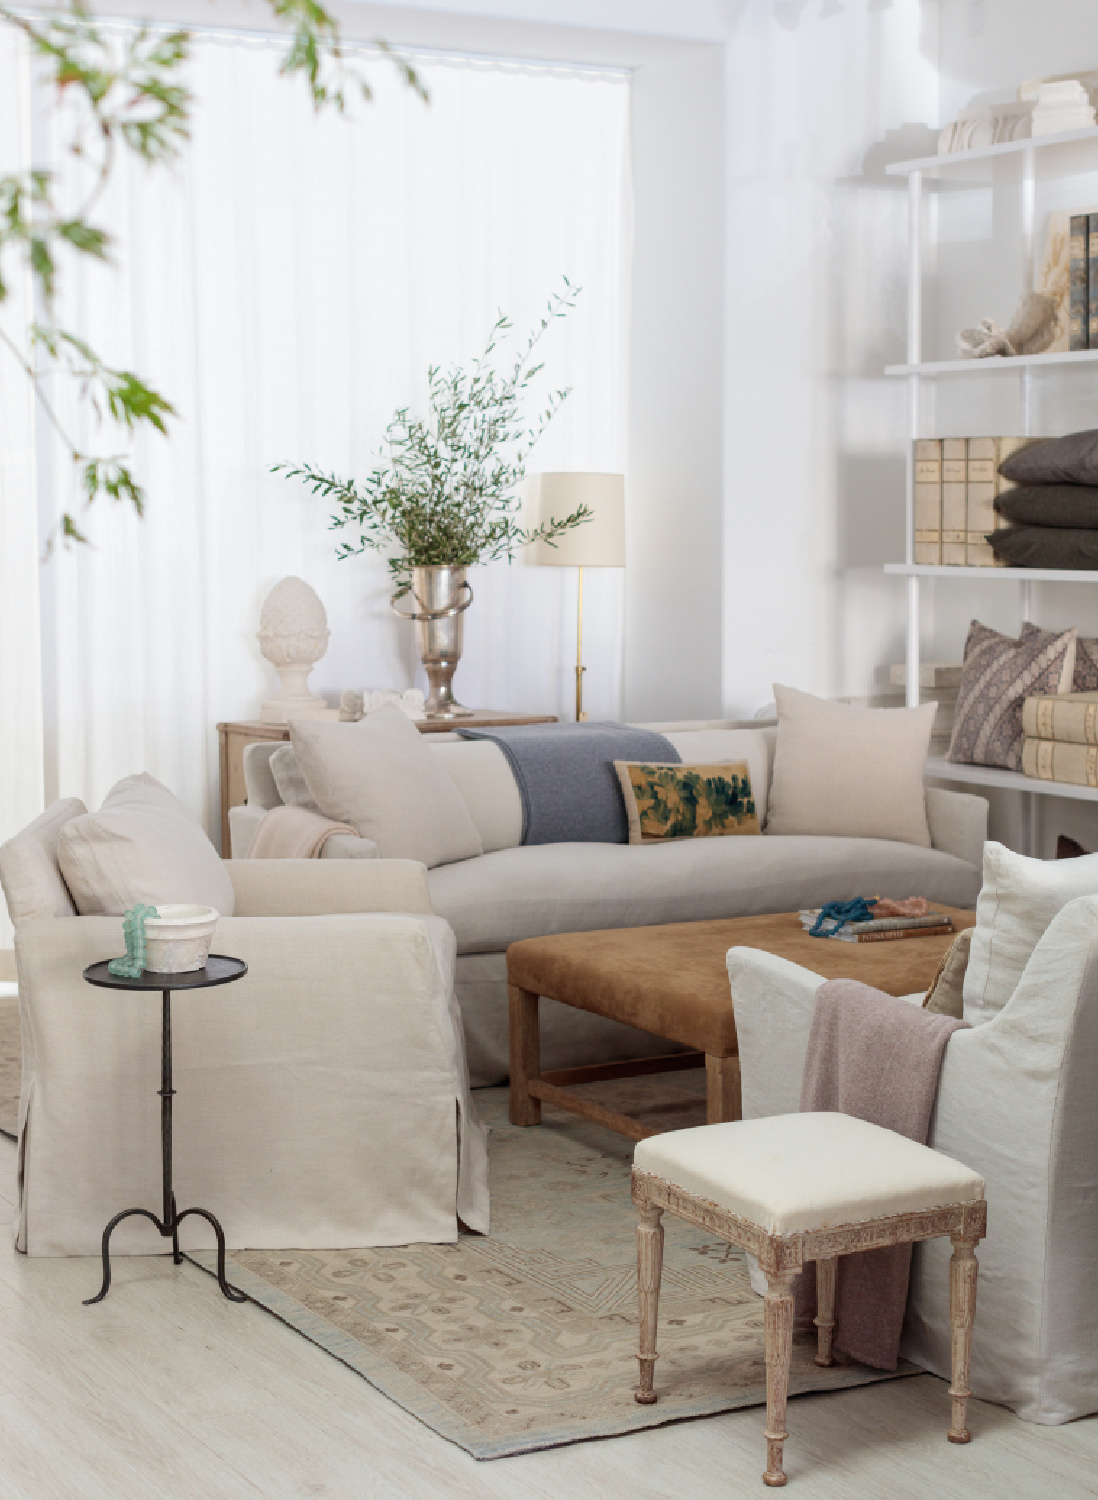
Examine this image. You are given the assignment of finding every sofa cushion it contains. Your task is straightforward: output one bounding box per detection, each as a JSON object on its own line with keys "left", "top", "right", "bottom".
{"left": 290, "top": 706, "right": 483, "bottom": 867}
{"left": 660, "top": 729, "right": 773, "bottom": 823}
{"left": 427, "top": 835, "right": 980, "bottom": 954}
{"left": 58, "top": 774, "right": 235, "bottom": 917}
{"left": 766, "top": 684, "right": 935, "bottom": 846}
{"left": 0, "top": 797, "right": 87, "bottom": 923}
{"left": 614, "top": 761, "right": 761, "bottom": 843}
{"left": 963, "top": 840, "right": 1098, "bottom": 1025}
{"left": 428, "top": 740, "right": 523, "bottom": 853}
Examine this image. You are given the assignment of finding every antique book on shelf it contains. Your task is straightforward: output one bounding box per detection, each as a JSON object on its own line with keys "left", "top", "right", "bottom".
{"left": 966, "top": 435, "right": 1033, "bottom": 567}
{"left": 1090, "top": 213, "right": 1098, "bottom": 349}
{"left": 941, "top": 437, "right": 967, "bottom": 565}
{"left": 913, "top": 438, "right": 942, "bottom": 564}
{"left": 1022, "top": 737, "right": 1098, "bottom": 786}
{"left": 1023, "top": 691, "right": 1098, "bottom": 745}
{"left": 1070, "top": 213, "right": 1089, "bottom": 351}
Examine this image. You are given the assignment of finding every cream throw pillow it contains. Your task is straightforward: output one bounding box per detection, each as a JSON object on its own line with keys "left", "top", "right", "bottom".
{"left": 963, "top": 840, "right": 1098, "bottom": 1025}
{"left": 58, "top": 773, "right": 235, "bottom": 917}
{"left": 764, "top": 684, "right": 936, "bottom": 846}
{"left": 290, "top": 706, "right": 484, "bottom": 867}
{"left": 0, "top": 796, "right": 87, "bottom": 922}
{"left": 269, "top": 744, "right": 320, "bottom": 812}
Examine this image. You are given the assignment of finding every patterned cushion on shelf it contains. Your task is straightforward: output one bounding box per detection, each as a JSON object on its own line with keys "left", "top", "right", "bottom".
{"left": 999, "top": 427, "right": 1098, "bottom": 486}
{"left": 613, "top": 761, "right": 760, "bottom": 845}
{"left": 948, "top": 620, "right": 1077, "bottom": 772}
{"left": 1076, "top": 638, "right": 1098, "bottom": 693}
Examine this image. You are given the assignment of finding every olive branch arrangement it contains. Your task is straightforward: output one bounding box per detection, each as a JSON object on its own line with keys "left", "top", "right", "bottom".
{"left": 0, "top": 0, "right": 424, "bottom": 548}
{"left": 275, "top": 281, "right": 593, "bottom": 590}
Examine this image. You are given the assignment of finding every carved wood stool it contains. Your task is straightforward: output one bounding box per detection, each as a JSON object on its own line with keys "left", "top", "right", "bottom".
{"left": 631, "top": 1112, "right": 986, "bottom": 1487}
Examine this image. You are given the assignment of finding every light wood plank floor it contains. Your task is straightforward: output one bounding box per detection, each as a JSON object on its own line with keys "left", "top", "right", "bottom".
{"left": 0, "top": 1133, "right": 1095, "bottom": 1499}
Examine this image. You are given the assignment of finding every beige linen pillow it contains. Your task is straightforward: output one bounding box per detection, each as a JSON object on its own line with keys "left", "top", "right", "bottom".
{"left": 923, "top": 927, "right": 972, "bottom": 1019}
{"left": 290, "top": 706, "right": 483, "bottom": 867}
{"left": 0, "top": 797, "right": 87, "bottom": 922}
{"left": 269, "top": 744, "right": 320, "bottom": 812}
{"left": 614, "top": 761, "right": 761, "bottom": 844}
{"left": 58, "top": 773, "right": 235, "bottom": 917}
{"left": 963, "top": 840, "right": 1098, "bottom": 1026}
{"left": 764, "top": 684, "right": 935, "bottom": 846}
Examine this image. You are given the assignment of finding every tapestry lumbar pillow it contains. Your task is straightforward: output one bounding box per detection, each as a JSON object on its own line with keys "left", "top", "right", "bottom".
{"left": 614, "top": 761, "right": 760, "bottom": 844}
{"left": 58, "top": 773, "right": 235, "bottom": 917}
{"left": 764, "top": 684, "right": 935, "bottom": 846}
{"left": 948, "top": 619, "right": 1076, "bottom": 771}
{"left": 963, "top": 839, "right": 1098, "bottom": 1025}
{"left": 289, "top": 704, "right": 483, "bottom": 867}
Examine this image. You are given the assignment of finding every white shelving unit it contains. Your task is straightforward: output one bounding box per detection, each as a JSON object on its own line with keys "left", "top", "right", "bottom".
{"left": 886, "top": 128, "right": 1098, "bottom": 839}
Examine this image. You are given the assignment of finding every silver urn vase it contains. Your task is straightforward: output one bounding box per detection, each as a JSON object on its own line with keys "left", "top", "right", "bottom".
{"left": 391, "top": 565, "right": 474, "bottom": 719}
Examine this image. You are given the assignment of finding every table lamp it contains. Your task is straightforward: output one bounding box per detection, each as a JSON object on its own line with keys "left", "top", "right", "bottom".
{"left": 528, "top": 472, "right": 626, "bottom": 721}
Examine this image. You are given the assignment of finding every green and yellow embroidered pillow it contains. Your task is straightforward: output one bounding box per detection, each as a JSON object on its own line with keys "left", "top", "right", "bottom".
{"left": 613, "top": 760, "right": 761, "bottom": 845}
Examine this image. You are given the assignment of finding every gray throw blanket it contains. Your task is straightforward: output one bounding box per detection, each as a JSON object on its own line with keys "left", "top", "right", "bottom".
{"left": 796, "top": 979, "right": 968, "bottom": 1371}
{"left": 455, "top": 722, "right": 680, "bottom": 844}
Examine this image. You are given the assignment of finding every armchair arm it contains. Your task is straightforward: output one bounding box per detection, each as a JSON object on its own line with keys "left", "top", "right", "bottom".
{"left": 726, "top": 946, "right": 824, "bottom": 1119}
{"left": 224, "top": 858, "right": 432, "bottom": 917}
{"left": 925, "top": 786, "right": 988, "bottom": 868}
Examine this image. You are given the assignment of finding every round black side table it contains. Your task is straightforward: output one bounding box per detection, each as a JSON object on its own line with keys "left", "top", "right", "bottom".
{"left": 82, "top": 955, "right": 248, "bottom": 1306}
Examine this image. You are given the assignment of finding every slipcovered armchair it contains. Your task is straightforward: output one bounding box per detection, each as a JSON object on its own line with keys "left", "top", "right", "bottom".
{"left": 3, "top": 836, "right": 488, "bottom": 1256}
{"left": 726, "top": 894, "right": 1098, "bottom": 1425}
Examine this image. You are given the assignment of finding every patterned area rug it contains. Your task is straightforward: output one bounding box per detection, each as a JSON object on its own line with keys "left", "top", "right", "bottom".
{"left": 194, "top": 1081, "right": 916, "bottom": 1458}
{"left": 0, "top": 996, "right": 19, "bottom": 1140}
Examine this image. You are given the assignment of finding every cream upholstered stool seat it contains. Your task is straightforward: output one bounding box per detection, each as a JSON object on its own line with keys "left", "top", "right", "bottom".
{"left": 632, "top": 1113, "right": 986, "bottom": 1487}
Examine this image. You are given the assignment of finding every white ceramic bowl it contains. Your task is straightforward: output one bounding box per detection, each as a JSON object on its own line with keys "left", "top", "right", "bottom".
{"left": 143, "top": 904, "right": 220, "bottom": 974}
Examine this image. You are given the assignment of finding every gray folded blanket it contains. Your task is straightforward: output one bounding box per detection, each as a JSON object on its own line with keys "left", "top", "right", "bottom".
{"left": 796, "top": 978, "right": 968, "bottom": 1371}
{"left": 455, "top": 722, "right": 680, "bottom": 844}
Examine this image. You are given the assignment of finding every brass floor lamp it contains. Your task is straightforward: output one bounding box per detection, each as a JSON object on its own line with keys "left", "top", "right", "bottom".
{"left": 529, "top": 473, "right": 626, "bottom": 722}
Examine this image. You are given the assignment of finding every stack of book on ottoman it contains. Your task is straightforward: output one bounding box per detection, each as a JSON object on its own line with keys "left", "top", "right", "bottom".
{"left": 798, "top": 907, "right": 956, "bottom": 943}
{"left": 1022, "top": 692, "right": 1098, "bottom": 787}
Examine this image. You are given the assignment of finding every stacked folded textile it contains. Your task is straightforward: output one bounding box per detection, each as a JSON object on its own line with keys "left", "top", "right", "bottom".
{"left": 989, "top": 428, "right": 1098, "bottom": 568}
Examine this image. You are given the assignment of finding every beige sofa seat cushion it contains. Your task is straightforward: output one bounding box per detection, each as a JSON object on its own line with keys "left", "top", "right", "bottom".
{"left": 766, "top": 684, "right": 936, "bottom": 846}
{"left": 427, "top": 835, "right": 980, "bottom": 954}
{"left": 634, "top": 1113, "right": 984, "bottom": 1235}
{"left": 290, "top": 706, "right": 483, "bottom": 868}
{"left": 58, "top": 774, "right": 235, "bottom": 917}
{"left": 0, "top": 797, "right": 87, "bottom": 922}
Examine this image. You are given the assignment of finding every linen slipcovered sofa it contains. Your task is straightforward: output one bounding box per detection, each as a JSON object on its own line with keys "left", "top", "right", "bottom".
{"left": 230, "top": 719, "right": 988, "bottom": 1087}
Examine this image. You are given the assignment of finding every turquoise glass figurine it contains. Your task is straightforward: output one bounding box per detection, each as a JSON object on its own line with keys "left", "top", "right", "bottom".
{"left": 108, "top": 904, "right": 159, "bottom": 979}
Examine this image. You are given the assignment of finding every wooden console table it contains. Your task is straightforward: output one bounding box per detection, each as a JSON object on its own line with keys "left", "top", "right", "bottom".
{"left": 217, "top": 711, "right": 557, "bottom": 853}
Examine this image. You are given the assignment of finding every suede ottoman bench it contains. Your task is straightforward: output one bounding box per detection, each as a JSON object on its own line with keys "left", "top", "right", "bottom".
{"left": 506, "top": 908, "right": 975, "bottom": 1142}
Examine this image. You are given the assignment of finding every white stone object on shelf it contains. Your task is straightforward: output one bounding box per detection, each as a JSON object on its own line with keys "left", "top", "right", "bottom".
{"left": 889, "top": 662, "right": 964, "bottom": 690}
{"left": 957, "top": 316, "right": 1016, "bottom": 359}
{"left": 955, "top": 292, "right": 1059, "bottom": 361}
{"left": 938, "top": 100, "right": 1034, "bottom": 155}
{"left": 338, "top": 688, "right": 426, "bottom": 723}
{"left": 257, "top": 576, "right": 331, "bottom": 724}
{"left": 143, "top": 904, "right": 219, "bottom": 974}
{"left": 1030, "top": 80, "right": 1096, "bottom": 137}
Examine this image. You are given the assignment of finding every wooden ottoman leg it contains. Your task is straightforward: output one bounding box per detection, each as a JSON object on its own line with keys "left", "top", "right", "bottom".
{"left": 763, "top": 1266, "right": 796, "bottom": 1487}
{"left": 813, "top": 1256, "right": 836, "bottom": 1368}
{"left": 706, "top": 1053, "right": 742, "bottom": 1124}
{"left": 508, "top": 984, "right": 541, "bottom": 1127}
{"left": 948, "top": 1233, "right": 979, "bottom": 1444}
{"left": 634, "top": 1204, "right": 664, "bottom": 1405}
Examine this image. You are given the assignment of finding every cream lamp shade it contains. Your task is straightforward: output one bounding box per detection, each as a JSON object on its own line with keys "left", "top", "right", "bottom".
{"left": 528, "top": 473, "right": 626, "bottom": 567}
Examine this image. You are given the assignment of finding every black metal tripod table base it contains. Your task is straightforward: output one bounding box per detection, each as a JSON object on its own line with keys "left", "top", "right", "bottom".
{"left": 82, "top": 955, "right": 248, "bottom": 1306}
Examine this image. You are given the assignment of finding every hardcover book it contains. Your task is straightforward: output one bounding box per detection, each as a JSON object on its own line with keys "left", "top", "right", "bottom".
{"left": 1070, "top": 213, "right": 1089, "bottom": 350}
{"left": 1022, "top": 691, "right": 1098, "bottom": 744}
{"left": 966, "top": 435, "right": 1032, "bottom": 567}
{"left": 1022, "top": 737, "right": 1098, "bottom": 786}
{"left": 913, "top": 438, "right": 942, "bottom": 564}
{"left": 1090, "top": 212, "right": 1098, "bottom": 349}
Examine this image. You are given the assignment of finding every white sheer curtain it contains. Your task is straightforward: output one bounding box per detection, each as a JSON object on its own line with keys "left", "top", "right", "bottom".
{"left": 0, "top": 28, "right": 630, "bottom": 883}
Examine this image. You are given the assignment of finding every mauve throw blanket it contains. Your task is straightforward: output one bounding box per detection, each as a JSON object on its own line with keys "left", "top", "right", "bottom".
{"left": 456, "top": 722, "right": 679, "bottom": 844}
{"left": 797, "top": 979, "right": 968, "bottom": 1370}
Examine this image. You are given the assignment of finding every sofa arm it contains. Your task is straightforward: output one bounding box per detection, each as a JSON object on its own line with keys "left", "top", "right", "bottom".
{"left": 925, "top": 786, "right": 988, "bottom": 868}
{"left": 224, "top": 858, "right": 432, "bottom": 917}
{"left": 726, "top": 946, "right": 823, "bottom": 1120}
{"left": 320, "top": 833, "right": 381, "bottom": 860}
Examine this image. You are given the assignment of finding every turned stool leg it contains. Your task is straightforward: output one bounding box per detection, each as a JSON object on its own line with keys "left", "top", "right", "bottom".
{"left": 508, "top": 985, "right": 541, "bottom": 1127}
{"left": 634, "top": 1204, "right": 664, "bottom": 1404}
{"left": 813, "top": 1256, "right": 836, "bottom": 1368}
{"left": 948, "top": 1233, "right": 979, "bottom": 1443}
{"left": 705, "top": 1053, "right": 742, "bottom": 1124}
{"left": 763, "top": 1266, "right": 797, "bottom": 1487}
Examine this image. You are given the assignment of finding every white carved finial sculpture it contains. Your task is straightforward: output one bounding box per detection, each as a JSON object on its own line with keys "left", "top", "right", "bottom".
{"left": 257, "top": 576, "right": 331, "bottom": 724}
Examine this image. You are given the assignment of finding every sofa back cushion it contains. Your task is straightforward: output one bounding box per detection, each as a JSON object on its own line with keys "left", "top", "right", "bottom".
{"left": 270, "top": 744, "right": 320, "bottom": 811}
{"left": 963, "top": 840, "right": 1098, "bottom": 1025}
{"left": 290, "top": 706, "right": 484, "bottom": 867}
{"left": 765, "top": 684, "right": 935, "bottom": 846}
{"left": 0, "top": 797, "right": 88, "bottom": 923}
{"left": 428, "top": 741, "right": 523, "bottom": 853}
{"left": 58, "top": 774, "right": 236, "bottom": 917}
